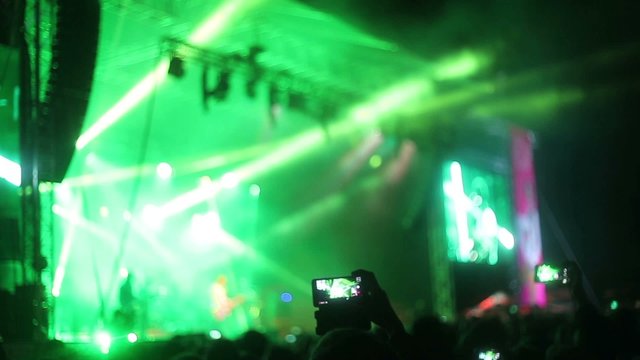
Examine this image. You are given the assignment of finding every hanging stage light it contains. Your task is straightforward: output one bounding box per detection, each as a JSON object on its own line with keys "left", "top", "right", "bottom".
{"left": 168, "top": 55, "right": 185, "bottom": 78}
{"left": 202, "top": 66, "right": 232, "bottom": 110}
{"left": 287, "top": 90, "right": 307, "bottom": 112}
{"left": 244, "top": 45, "right": 264, "bottom": 98}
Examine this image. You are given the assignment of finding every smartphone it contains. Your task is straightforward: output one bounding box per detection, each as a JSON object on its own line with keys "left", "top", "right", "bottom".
{"left": 476, "top": 349, "right": 501, "bottom": 359}
{"left": 534, "top": 263, "right": 570, "bottom": 285}
{"left": 312, "top": 275, "right": 363, "bottom": 306}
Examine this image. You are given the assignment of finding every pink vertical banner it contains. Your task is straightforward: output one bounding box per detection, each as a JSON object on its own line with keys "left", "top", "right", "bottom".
{"left": 511, "top": 127, "right": 546, "bottom": 308}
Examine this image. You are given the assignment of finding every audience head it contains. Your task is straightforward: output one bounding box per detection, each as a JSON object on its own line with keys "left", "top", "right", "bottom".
{"left": 310, "top": 328, "right": 398, "bottom": 360}
{"left": 206, "top": 338, "right": 240, "bottom": 360}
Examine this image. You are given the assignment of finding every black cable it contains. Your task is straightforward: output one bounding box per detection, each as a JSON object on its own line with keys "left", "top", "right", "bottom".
{"left": 105, "top": 47, "right": 163, "bottom": 324}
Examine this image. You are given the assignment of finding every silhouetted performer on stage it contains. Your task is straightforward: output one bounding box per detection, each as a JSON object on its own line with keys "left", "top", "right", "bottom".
{"left": 113, "top": 272, "right": 137, "bottom": 334}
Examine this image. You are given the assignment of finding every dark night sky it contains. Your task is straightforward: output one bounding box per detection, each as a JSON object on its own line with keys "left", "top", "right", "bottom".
{"left": 302, "top": 0, "right": 640, "bottom": 298}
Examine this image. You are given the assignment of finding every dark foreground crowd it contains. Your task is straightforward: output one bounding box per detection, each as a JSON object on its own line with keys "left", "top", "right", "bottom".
{"left": 1, "top": 270, "right": 638, "bottom": 360}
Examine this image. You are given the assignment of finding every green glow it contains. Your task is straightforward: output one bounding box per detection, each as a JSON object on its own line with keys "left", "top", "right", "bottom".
{"left": 76, "top": 59, "right": 170, "bottom": 149}
{"left": 157, "top": 75, "right": 433, "bottom": 219}
{"left": 268, "top": 176, "right": 382, "bottom": 238}
{"left": 350, "top": 79, "right": 433, "bottom": 125}
{"left": 610, "top": 300, "right": 619, "bottom": 310}
{"left": 53, "top": 204, "right": 125, "bottom": 248}
{"left": 62, "top": 164, "right": 154, "bottom": 188}
{"left": 497, "top": 228, "right": 515, "bottom": 250}
{"left": 209, "top": 330, "right": 222, "bottom": 339}
{"left": 76, "top": 0, "right": 262, "bottom": 150}
{"left": 158, "top": 179, "right": 222, "bottom": 219}
{"left": 188, "top": 0, "right": 261, "bottom": 45}
{"left": 64, "top": 145, "right": 267, "bottom": 188}
{"left": 443, "top": 161, "right": 515, "bottom": 264}
{"left": 369, "top": 154, "right": 382, "bottom": 168}
{"left": 95, "top": 331, "right": 112, "bottom": 354}
{"left": 156, "top": 162, "right": 173, "bottom": 179}
{"left": 190, "top": 211, "right": 222, "bottom": 247}
{"left": 51, "top": 217, "right": 76, "bottom": 298}
{"left": 470, "top": 88, "right": 585, "bottom": 118}
{"left": 0, "top": 154, "right": 21, "bottom": 186}
{"left": 127, "top": 333, "right": 138, "bottom": 343}
{"left": 53, "top": 203, "right": 308, "bottom": 304}
{"left": 221, "top": 172, "right": 240, "bottom": 189}
{"left": 449, "top": 161, "right": 473, "bottom": 261}
{"left": 479, "top": 350, "right": 501, "bottom": 360}
{"left": 53, "top": 204, "right": 180, "bottom": 277}
{"left": 180, "top": 143, "right": 273, "bottom": 174}
{"left": 536, "top": 264, "right": 560, "bottom": 283}
{"left": 204, "top": 227, "right": 310, "bottom": 294}
{"left": 433, "top": 50, "right": 489, "bottom": 81}
{"left": 141, "top": 204, "right": 164, "bottom": 230}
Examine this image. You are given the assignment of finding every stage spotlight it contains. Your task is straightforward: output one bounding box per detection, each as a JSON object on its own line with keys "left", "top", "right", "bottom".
{"left": 127, "top": 333, "right": 138, "bottom": 343}
{"left": 369, "top": 154, "right": 382, "bottom": 169}
{"left": 168, "top": 56, "right": 185, "bottom": 78}
{"left": 280, "top": 292, "right": 293, "bottom": 303}
{"left": 95, "top": 331, "right": 112, "bottom": 354}
{"left": 156, "top": 162, "right": 173, "bottom": 179}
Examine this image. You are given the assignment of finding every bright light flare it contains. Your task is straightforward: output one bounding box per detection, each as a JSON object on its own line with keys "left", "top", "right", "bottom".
{"left": 221, "top": 172, "right": 240, "bottom": 189}
{"left": 51, "top": 222, "right": 76, "bottom": 298}
{"left": 127, "top": 333, "right": 138, "bottom": 343}
{"left": 76, "top": 60, "right": 170, "bottom": 150}
{"left": 142, "top": 204, "right": 164, "bottom": 230}
{"left": 156, "top": 162, "right": 173, "bottom": 179}
{"left": 535, "top": 264, "right": 559, "bottom": 283}
{"left": 190, "top": 211, "right": 222, "bottom": 246}
{"left": 433, "top": 50, "right": 489, "bottom": 81}
{"left": 0, "top": 154, "right": 21, "bottom": 186}
{"left": 497, "top": 228, "right": 515, "bottom": 250}
{"left": 95, "top": 331, "right": 112, "bottom": 354}
{"left": 99, "top": 206, "right": 110, "bottom": 218}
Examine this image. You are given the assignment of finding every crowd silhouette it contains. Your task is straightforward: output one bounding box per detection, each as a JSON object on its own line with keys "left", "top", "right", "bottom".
{"left": 0, "top": 268, "right": 638, "bottom": 360}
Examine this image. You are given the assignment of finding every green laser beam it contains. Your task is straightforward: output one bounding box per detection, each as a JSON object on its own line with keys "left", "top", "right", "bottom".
{"left": 156, "top": 75, "right": 433, "bottom": 219}
{"left": 76, "top": 0, "right": 265, "bottom": 150}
